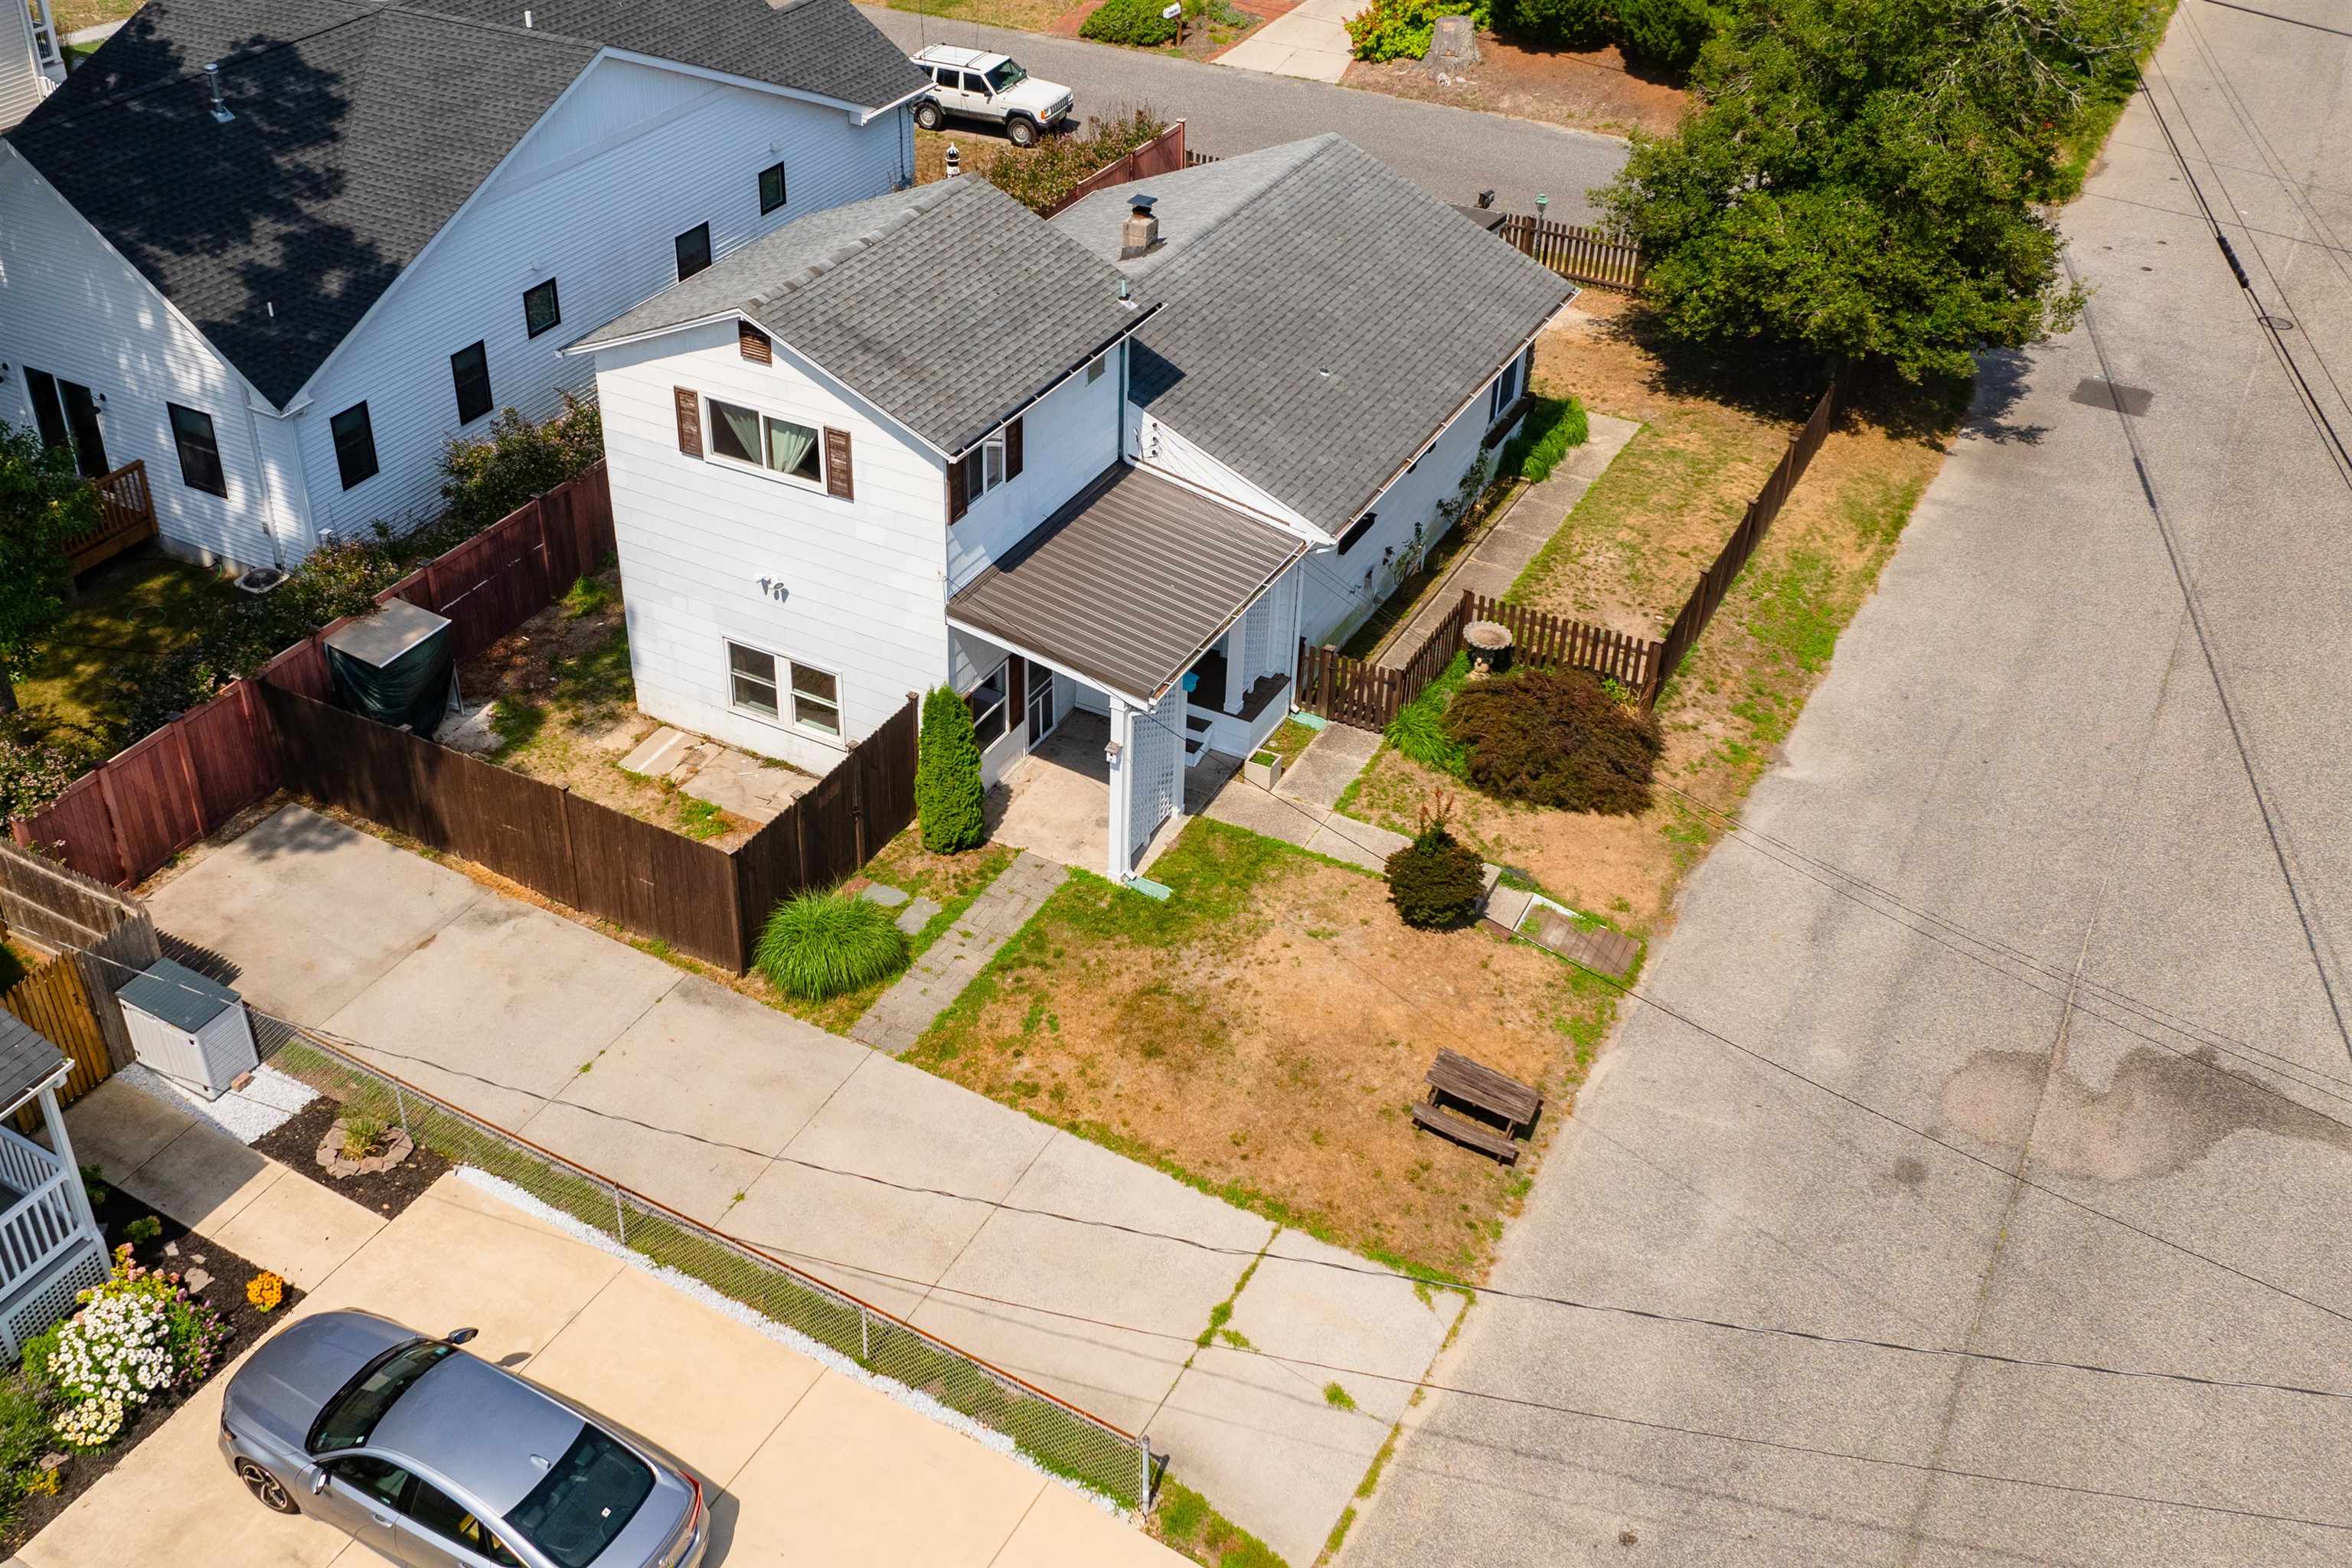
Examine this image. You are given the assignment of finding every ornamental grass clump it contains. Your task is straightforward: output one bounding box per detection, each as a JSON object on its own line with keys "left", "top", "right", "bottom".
{"left": 1446, "top": 665, "right": 1662, "bottom": 815}
{"left": 756, "top": 891, "right": 910, "bottom": 1001}
{"left": 1384, "top": 799, "right": 1487, "bottom": 930}
{"left": 25, "top": 1246, "right": 227, "bottom": 1452}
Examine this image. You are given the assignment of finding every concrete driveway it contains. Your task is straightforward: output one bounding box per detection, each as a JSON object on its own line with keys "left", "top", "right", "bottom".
{"left": 1345, "top": 7, "right": 2352, "bottom": 1565}
{"left": 16, "top": 1171, "right": 1181, "bottom": 1568}
{"left": 149, "top": 805, "right": 1462, "bottom": 1562}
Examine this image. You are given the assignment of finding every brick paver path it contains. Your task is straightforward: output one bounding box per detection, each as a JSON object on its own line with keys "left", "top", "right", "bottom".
{"left": 849, "top": 851, "right": 1069, "bottom": 1055}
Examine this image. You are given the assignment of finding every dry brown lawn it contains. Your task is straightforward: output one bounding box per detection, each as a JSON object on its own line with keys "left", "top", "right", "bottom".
{"left": 908, "top": 820, "right": 1602, "bottom": 1276}
{"left": 1343, "top": 35, "right": 1689, "bottom": 141}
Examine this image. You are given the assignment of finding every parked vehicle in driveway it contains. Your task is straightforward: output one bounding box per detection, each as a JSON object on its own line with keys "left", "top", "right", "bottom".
{"left": 910, "top": 44, "right": 1073, "bottom": 145}
{"left": 220, "top": 1312, "right": 707, "bottom": 1568}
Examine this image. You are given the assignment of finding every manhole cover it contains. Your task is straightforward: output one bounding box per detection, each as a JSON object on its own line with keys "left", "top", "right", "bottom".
{"left": 2070, "top": 377, "right": 2154, "bottom": 416}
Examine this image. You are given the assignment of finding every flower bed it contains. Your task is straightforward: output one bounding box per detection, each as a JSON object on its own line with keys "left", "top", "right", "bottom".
{"left": 0, "top": 1180, "right": 302, "bottom": 1553}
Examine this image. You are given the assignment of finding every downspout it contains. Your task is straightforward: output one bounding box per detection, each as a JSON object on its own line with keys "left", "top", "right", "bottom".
{"left": 240, "top": 397, "right": 289, "bottom": 571}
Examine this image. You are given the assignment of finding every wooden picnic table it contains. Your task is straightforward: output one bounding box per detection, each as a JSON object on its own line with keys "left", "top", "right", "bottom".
{"left": 1426, "top": 1048, "right": 1542, "bottom": 1139}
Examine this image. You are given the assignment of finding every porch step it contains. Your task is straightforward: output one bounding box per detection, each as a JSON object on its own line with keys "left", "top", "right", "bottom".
{"left": 1184, "top": 710, "right": 1210, "bottom": 766}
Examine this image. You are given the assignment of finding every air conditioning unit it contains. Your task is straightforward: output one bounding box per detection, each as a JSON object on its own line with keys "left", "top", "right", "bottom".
{"left": 116, "top": 959, "right": 260, "bottom": 1100}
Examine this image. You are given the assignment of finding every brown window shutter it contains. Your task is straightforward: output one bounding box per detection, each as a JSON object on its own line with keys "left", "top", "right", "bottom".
{"left": 1005, "top": 416, "right": 1024, "bottom": 481}
{"left": 738, "top": 321, "right": 772, "bottom": 364}
{"left": 673, "top": 387, "right": 702, "bottom": 457}
{"left": 823, "top": 426, "right": 854, "bottom": 501}
{"left": 947, "top": 452, "right": 969, "bottom": 523}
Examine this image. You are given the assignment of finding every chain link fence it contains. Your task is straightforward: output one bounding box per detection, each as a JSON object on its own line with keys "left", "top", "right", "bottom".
{"left": 261, "top": 1031, "right": 1155, "bottom": 1508}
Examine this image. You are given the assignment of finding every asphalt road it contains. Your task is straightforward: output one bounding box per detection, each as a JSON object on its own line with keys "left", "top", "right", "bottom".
{"left": 1345, "top": 2, "right": 2352, "bottom": 1563}
{"left": 856, "top": 3, "right": 1630, "bottom": 214}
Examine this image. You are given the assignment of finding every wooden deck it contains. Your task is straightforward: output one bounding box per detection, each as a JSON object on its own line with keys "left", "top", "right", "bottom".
{"left": 65, "top": 460, "right": 158, "bottom": 577}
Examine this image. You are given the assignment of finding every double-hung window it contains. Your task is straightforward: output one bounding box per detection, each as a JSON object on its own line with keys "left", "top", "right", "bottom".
{"left": 959, "top": 433, "right": 1006, "bottom": 501}
{"left": 758, "top": 161, "right": 788, "bottom": 215}
{"left": 450, "top": 341, "right": 492, "bottom": 425}
{"left": 966, "top": 662, "right": 1009, "bottom": 748}
{"left": 1488, "top": 351, "right": 1526, "bottom": 424}
{"left": 675, "top": 222, "right": 713, "bottom": 280}
{"left": 729, "top": 642, "right": 842, "bottom": 737}
{"left": 523, "top": 278, "right": 561, "bottom": 338}
{"left": 707, "top": 397, "right": 822, "bottom": 485}
{"left": 166, "top": 403, "right": 226, "bottom": 497}
{"left": 330, "top": 402, "right": 378, "bottom": 490}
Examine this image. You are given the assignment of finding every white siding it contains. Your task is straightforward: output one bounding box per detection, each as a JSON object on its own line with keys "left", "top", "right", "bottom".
{"left": 0, "top": 147, "right": 290, "bottom": 570}
{"left": 1127, "top": 403, "right": 1319, "bottom": 541}
{"left": 592, "top": 318, "right": 947, "bottom": 774}
{"left": 944, "top": 345, "right": 1125, "bottom": 595}
{"left": 291, "top": 56, "right": 910, "bottom": 546}
{"left": 0, "top": 1, "right": 44, "bottom": 132}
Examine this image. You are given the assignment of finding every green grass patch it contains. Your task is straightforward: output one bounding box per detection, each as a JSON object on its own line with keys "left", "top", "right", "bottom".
{"left": 1263, "top": 717, "right": 1320, "bottom": 768}
{"left": 671, "top": 792, "right": 727, "bottom": 841}
{"left": 553, "top": 626, "right": 633, "bottom": 714}
{"left": 560, "top": 572, "right": 617, "bottom": 619}
{"left": 1154, "top": 1479, "right": 1291, "bottom": 1568}
{"left": 15, "top": 556, "right": 235, "bottom": 737}
{"left": 1322, "top": 1381, "right": 1356, "bottom": 1410}
{"left": 488, "top": 697, "right": 548, "bottom": 759}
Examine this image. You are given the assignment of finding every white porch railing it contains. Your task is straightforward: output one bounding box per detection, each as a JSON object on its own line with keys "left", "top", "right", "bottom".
{"left": 0, "top": 1128, "right": 81, "bottom": 1289}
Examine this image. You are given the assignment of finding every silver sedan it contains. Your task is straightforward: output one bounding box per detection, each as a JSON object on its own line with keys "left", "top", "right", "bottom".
{"left": 220, "top": 1311, "right": 707, "bottom": 1568}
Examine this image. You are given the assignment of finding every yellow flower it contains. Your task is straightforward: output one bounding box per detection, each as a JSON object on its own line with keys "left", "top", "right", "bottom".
{"left": 246, "top": 1272, "right": 285, "bottom": 1313}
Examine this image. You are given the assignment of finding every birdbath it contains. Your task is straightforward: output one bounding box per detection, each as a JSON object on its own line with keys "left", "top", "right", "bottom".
{"left": 1463, "top": 620, "right": 1514, "bottom": 677}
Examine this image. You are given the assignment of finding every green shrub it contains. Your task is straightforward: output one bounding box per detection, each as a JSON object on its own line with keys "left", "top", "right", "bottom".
{"left": 916, "top": 685, "right": 986, "bottom": 854}
{"left": 435, "top": 390, "right": 605, "bottom": 540}
{"left": 1447, "top": 665, "right": 1661, "bottom": 814}
{"left": 981, "top": 106, "right": 1168, "bottom": 213}
{"left": 755, "top": 892, "right": 910, "bottom": 1000}
{"left": 1496, "top": 0, "right": 1611, "bottom": 49}
{"left": 122, "top": 1215, "right": 162, "bottom": 1246}
{"left": 1386, "top": 816, "right": 1486, "bottom": 929}
{"left": 1080, "top": 0, "right": 1179, "bottom": 45}
{"left": 0, "top": 1371, "right": 52, "bottom": 1513}
{"left": 1346, "top": 0, "right": 1485, "bottom": 60}
{"left": 28, "top": 1243, "right": 230, "bottom": 1451}
{"left": 0, "top": 713, "right": 100, "bottom": 819}
{"left": 1385, "top": 652, "right": 1470, "bottom": 776}
{"left": 1612, "top": 0, "right": 1714, "bottom": 68}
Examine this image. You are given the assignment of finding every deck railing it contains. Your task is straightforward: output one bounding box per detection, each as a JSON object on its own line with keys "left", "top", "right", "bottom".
{"left": 67, "top": 460, "right": 158, "bottom": 575}
{"left": 0, "top": 1129, "right": 78, "bottom": 1288}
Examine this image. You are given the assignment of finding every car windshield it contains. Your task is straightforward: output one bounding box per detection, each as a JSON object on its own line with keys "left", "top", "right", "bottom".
{"left": 984, "top": 60, "right": 1027, "bottom": 92}
{"left": 508, "top": 1425, "right": 658, "bottom": 1568}
{"left": 309, "top": 1341, "right": 454, "bottom": 1454}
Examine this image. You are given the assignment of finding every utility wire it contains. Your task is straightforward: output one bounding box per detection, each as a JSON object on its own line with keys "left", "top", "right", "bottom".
{"left": 2200, "top": 0, "right": 2352, "bottom": 39}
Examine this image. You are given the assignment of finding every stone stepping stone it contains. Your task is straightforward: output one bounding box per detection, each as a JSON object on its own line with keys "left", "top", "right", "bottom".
{"left": 859, "top": 883, "right": 911, "bottom": 907}
{"left": 893, "top": 896, "right": 941, "bottom": 935}
{"left": 619, "top": 726, "right": 693, "bottom": 777}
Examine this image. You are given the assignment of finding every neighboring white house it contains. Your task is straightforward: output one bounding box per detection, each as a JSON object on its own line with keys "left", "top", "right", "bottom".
{"left": 0, "top": 0, "right": 926, "bottom": 575}
{"left": 0, "top": 0, "right": 64, "bottom": 132}
{"left": 572, "top": 137, "right": 1572, "bottom": 883}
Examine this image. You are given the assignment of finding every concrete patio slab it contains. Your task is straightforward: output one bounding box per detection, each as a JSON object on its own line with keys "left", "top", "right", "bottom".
{"left": 914, "top": 1133, "right": 1273, "bottom": 1432}
{"left": 519, "top": 1264, "right": 822, "bottom": 1483}
{"left": 146, "top": 805, "right": 484, "bottom": 1022}
{"left": 62, "top": 1073, "right": 197, "bottom": 1182}
{"left": 208, "top": 1164, "right": 388, "bottom": 1291}
{"left": 986, "top": 711, "right": 1112, "bottom": 874}
{"left": 115, "top": 1115, "right": 284, "bottom": 1234}
{"left": 540, "top": 975, "right": 864, "bottom": 1159}
{"left": 723, "top": 1372, "right": 1046, "bottom": 1568}
{"left": 618, "top": 724, "right": 694, "bottom": 777}
{"left": 1275, "top": 722, "right": 1380, "bottom": 810}
{"left": 324, "top": 893, "right": 683, "bottom": 1129}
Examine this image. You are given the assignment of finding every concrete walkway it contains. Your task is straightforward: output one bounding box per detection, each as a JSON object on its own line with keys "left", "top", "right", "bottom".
{"left": 1376, "top": 410, "right": 1642, "bottom": 668}
{"left": 146, "top": 805, "right": 1460, "bottom": 1563}
{"left": 851, "top": 851, "right": 1067, "bottom": 1055}
{"left": 1213, "top": 0, "right": 1354, "bottom": 82}
{"left": 17, "top": 1158, "right": 1186, "bottom": 1568}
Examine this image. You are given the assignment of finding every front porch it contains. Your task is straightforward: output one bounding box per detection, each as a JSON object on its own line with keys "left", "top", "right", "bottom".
{"left": 985, "top": 707, "right": 1245, "bottom": 879}
{"left": 0, "top": 1017, "right": 111, "bottom": 1358}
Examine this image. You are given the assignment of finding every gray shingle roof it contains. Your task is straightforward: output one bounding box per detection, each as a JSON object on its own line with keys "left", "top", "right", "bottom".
{"left": 949, "top": 463, "right": 1306, "bottom": 704}
{"left": 578, "top": 178, "right": 1158, "bottom": 456}
{"left": 7, "top": 0, "right": 923, "bottom": 409}
{"left": 0, "top": 1015, "right": 67, "bottom": 1119}
{"left": 1054, "top": 135, "right": 1576, "bottom": 535}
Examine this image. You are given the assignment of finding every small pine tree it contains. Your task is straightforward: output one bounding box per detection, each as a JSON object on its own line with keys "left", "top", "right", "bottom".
{"left": 916, "top": 684, "right": 985, "bottom": 853}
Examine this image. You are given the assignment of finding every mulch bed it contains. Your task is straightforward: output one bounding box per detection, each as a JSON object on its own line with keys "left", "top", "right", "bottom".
{"left": 0, "top": 1186, "right": 306, "bottom": 1553}
{"left": 253, "top": 1095, "right": 452, "bottom": 1223}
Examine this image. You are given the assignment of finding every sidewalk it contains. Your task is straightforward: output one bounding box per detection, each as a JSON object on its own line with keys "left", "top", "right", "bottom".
{"left": 20, "top": 1122, "right": 1184, "bottom": 1568}
{"left": 1214, "top": 0, "right": 1354, "bottom": 82}
{"left": 145, "top": 805, "right": 1461, "bottom": 1563}
{"left": 1201, "top": 724, "right": 1410, "bottom": 874}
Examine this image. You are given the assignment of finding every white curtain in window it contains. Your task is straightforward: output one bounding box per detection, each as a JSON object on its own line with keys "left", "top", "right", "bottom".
{"left": 766, "top": 418, "right": 818, "bottom": 480}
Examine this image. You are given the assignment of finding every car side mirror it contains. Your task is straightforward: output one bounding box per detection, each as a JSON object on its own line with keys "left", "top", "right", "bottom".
{"left": 446, "top": 1327, "right": 479, "bottom": 1345}
{"left": 309, "top": 1468, "right": 329, "bottom": 1495}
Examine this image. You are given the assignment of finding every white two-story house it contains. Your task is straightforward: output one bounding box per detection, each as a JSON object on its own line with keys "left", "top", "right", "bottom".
{"left": 0, "top": 0, "right": 926, "bottom": 574}
{"left": 1, "top": 0, "right": 64, "bottom": 132}
{"left": 573, "top": 136, "right": 1573, "bottom": 884}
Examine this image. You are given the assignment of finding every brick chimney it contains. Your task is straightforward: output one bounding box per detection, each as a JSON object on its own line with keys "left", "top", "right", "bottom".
{"left": 1119, "top": 194, "right": 1159, "bottom": 260}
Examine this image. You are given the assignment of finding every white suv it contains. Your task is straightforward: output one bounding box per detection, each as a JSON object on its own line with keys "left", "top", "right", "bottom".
{"left": 910, "top": 45, "right": 1073, "bottom": 147}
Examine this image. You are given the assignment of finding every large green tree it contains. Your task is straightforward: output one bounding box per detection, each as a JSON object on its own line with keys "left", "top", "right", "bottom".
{"left": 1599, "top": 0, "right": 2160, "bottom": 382}
{"left": 0, "top": 423, "right": 96, "bottom": 716}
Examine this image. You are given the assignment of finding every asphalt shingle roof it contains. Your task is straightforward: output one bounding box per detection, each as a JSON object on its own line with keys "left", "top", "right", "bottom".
{"left": 7, "top": 0, "right": 924, "bottom": 409}
{"left": 0, "top": 1014, "right": 67, "bottom": 1119}
{"left": 1054, "top": 134, "right": 1576, "bottom": 536}
{"left": 578, "top": 177, "right": 1158, "bottom": 456}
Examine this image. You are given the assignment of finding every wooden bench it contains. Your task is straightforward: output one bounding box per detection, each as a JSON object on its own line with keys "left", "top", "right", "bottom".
{"left": 1426, "top": 1048, "right": 1542, "bottom": 1138}
{"left": 1411, "top": 1101, "right": 1520, "bottom": 1165}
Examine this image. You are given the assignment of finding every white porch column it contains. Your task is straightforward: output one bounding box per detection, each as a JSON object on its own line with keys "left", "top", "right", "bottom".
{"left": 1104, "top": 697, "right": 1135, "bottom": 882}
{"left": 1221, "top": 624, "right": 1247, "bottom": 717}
{"left": 38, "top": 1083, "right": 98, "bottom": 1238}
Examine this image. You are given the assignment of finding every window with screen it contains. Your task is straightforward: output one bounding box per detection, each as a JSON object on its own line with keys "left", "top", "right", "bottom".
{"left": 450, "top": 341, "right": 492, "bottom": 425}
{"left": 759, "top": 161, "right": 788, "bottom": 214}
{"left": 523, "top": 278, "right": 561, "bottom": 338}
{"left": 330, "top": 402, "right": 378, "bottom": 490}
{"left": 166, "top": 403, "right": 226, "bottom": 497}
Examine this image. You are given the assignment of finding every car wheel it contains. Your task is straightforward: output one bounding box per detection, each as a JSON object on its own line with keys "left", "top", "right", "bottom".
{"left": 237, "top": 1459, "right": 299, "bottom": 1515}
{"left": 1008, "top": 115, "right": 1038, "bottom": 147}
{"left": 914, "top": 100, "right": 943, "bottom": 130}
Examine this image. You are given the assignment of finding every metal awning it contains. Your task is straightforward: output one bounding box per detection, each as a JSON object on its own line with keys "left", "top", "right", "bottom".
{"left": 948, "top": 465, "right": 1308, "bottom": 706}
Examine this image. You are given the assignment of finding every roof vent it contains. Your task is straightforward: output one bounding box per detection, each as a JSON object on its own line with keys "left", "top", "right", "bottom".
{"left": 204, "top": 61, "right": 233, "bottom": 124}
{"left": 1120, "top": 194, "right": 1159, "bottom": 260}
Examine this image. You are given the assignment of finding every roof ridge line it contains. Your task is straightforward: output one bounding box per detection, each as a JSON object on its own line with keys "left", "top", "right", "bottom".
{"left": 1116, "top": 132, "right": 1346, "bottom": 264}
{"left": 746, "top": 179, "right": 972, "bottom": 308}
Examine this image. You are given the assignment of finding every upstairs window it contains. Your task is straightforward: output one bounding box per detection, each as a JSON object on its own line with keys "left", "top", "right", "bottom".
{"left": 166, "top": 403, "right": 226, "bottom": 497}
{"left": 450, "top": 341, "right": 492, "bottom": 426}
{"left": 675, "top": 222, "right": 713, "bottom": 281}
{"left": 523, "top": 278, "right": 561, "bottom": 338}
{"left": 758, "top": 162, "right": 788, "bottom": 215}
{"left": 330, "top": 402, "right": 378, "bottom": 491}
{"left": 707, "top": 397, "right": 822, "bottom": 486}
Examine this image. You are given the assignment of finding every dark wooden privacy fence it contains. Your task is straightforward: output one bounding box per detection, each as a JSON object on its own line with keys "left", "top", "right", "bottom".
{"left": 1492, "top": 214, "right": 1645, "bottom": 292}
{"left": 263, "top": 684, "right": 920, "bottom": 975}
{"left": 1041, "top": 120, "right": 1187, "bottom": 217}
{"left": 1297, "top": 589, "right": 1666, "bottom": 731}
{"left": 1655, "top": 381, "right": 1838, "bottom": 691}
{"left": 11, "top": 462, "right": 616, "bottom": 887}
